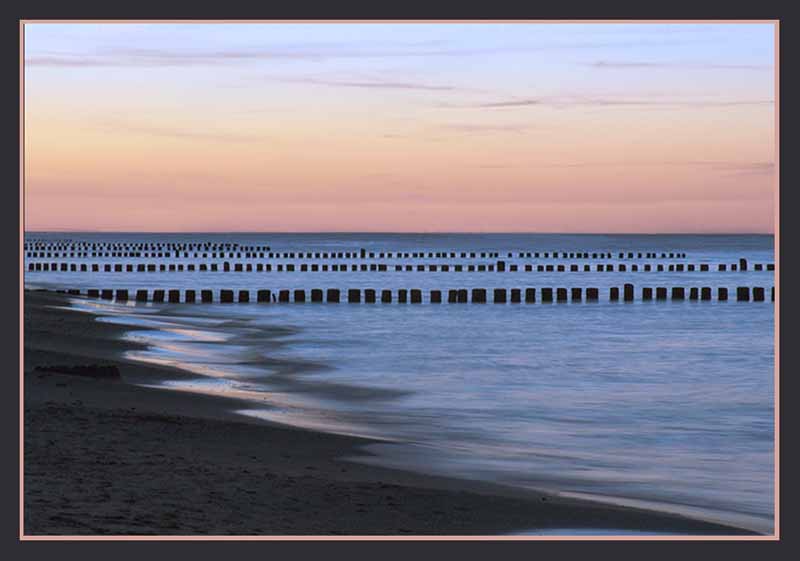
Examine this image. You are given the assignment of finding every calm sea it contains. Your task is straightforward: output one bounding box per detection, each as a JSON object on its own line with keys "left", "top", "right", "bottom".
{"left": 24, "top": 233, "right": 775, "bottom": 533}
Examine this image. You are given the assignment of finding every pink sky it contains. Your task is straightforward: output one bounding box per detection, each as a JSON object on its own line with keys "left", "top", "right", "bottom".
{"left": 23, "top": 23, "right": 776, "bottom": 233}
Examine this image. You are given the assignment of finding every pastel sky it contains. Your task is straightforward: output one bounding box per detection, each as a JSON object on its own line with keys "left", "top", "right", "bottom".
{"left": 23, "top": 22, "right": 776, "bottom": 233}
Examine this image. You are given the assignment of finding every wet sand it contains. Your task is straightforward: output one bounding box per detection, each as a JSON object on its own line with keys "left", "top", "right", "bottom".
{"left": 22, "top": 291, "right": 756, "bottom": 536}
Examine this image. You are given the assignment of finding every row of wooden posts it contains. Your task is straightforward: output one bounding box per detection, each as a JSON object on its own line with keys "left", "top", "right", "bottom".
{"left": 27, "top": 249, "right": 689, "bottom": 260}
{"left": 28, "top": 260, "right": 775, "bottom": 273}
{"left": 64, "top": 285, "right": 774, "bottom": 303}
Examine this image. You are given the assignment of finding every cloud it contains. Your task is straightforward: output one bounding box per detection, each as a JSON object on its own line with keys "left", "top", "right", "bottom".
{"left": 457, "top": 96, "right": 774, "bottom": 109}
{"left": 25, "top": 37, "right": 707, "bottom": 68}
{"left": 437, "top": 123, "right": 540, "bottom": 134}
{"left": 94, "top": 121, "right": 266, "bottom": 144}
{"left": 277, "top": 76, "right": 462, "bottom": 91}
{"left": 588, "top": 60, "right": 773, "bottom": 70}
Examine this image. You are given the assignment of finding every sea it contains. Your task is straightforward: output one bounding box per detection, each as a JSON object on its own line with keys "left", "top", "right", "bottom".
{"left": 24, "top": 233, "right": 776, "bottom": 534}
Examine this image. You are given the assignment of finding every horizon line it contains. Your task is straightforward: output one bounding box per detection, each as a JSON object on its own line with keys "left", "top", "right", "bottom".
{"left": 23, "top": 230, "right": 776, "bottom": 236}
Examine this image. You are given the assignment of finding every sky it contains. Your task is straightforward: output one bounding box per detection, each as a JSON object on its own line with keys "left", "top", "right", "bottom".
{"left": 23, "top": 22, "right": 776, "bottom": 233}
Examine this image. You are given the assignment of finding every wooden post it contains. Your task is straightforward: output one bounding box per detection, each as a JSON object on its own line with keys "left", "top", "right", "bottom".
{"left": 718, "top": 287, "right": 728, "bottom": 301}
{"left": 672, "top": 287, "right": 685, "bottom": 300}
{"left": 623, "top": 283, "right": 634, "bottom": 302}
{"left": 185, "top": 290, "right": 196, "bottom": 303}
{"left": 326, "top": 289, "right": 340, "bottom": 303}
{"left": 348, "top": 288, "right": 361, "bottom": 303}
{"left": 736, "top": 287, "right": 749, "bottom": 301}
{"left": 493, "top": 288, "right": 507, "bottom": 303}
{"left": 220, "top": 290, "right": 234, "bottom": 303}
{"left": 586, "top": 288, "right": 598, "bottom": 301}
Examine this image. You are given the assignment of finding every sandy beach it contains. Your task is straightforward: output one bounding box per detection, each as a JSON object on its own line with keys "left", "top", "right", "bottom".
{"left": 22, "top": 291, "right": 756, "bottom": 536}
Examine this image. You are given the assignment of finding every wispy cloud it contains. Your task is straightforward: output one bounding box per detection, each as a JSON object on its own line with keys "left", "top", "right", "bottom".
{"left": 94, "top": 121, "right": 267, "bottom": 144}
{"left": 454, "top": 96, "right": 774, "bottom": 109}
{"left": 25, "top": 37, "right": 707, "bottom": 68}
{"left": 276, "top": 76, "right": 463, "bottom": 91}
{"left": 437, "top": 123, "right": 540, "bottom": 134}
{"left": 587, "top": 60, "right": 773, "bottom": 70}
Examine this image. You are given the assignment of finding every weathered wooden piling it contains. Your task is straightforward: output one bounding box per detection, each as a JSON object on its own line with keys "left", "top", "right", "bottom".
{"left": 381, "top": 290, "right": 392, "bottom": 303}
{"left": 87, "top": 289, "right": 100, "bottom": 298}
{"left": 472, "top": 288, "right": 487, "bottom": 303}
{"left": 494, "top": 288, "right": 507, "bottom": 303}
{"left": 689, "top": 287, "right": 698, "bottom": 300}
{"left": 279, "top": 290, "right": 290, "bottom": 303}
{"left": 700, "top": 264, "right": 709, "bottom": 271}
{"left": 185, "top": 290, "right": 196, "bottom": 303}
{"left": 115, "top": 289, "right": 128, "bottom": 301}
{"left": 510, "top": 288, "right": 521, "bottom": 303}
{"left": 554, "top": 288, "right": 566, "bottom": 302}
{"left": 586, "top": 288, "right": 598, "bottom": 301}
{"left": 239, "top": 290, "right": 250, "bottom": 303}
{"left": 364, "top": 289, "right": 376, "bottom": 303}
{"left": 293, "top": 289, "right": 305, "bottom": 303}
{"left": 736, "top": 287, "right": 750, "bottom": 301}
{"left": 623, "top": 283, "right": 634, "bottom": 302}
{"left": 767, "top": 264, "right": 774, "bottom": 271}
{"left": 430, "top": 290, "right": 442, "bottom": 303}
{"left": 541, "top": 288, "right": 554, "bottom": 302}
{"left": 153, "top": 289, "right": 165, "bottom": 302}
{"left": 398, "top": 289, "right": 408, "bottom": 303}
{"left": 739, "top": 258, "right": 748, "bottom": 271}
{"left": 168, "top": 289, "right": 180, "bottom": 303}
{"left": 671, "top": 287, "right": 684, "bottom": 300}
{"left": 719, "top": 264, "right": 727, "bottom": 271}
{"left": 656, "top": 287, "right": 667, "bottom": 300}
{"left": 220, "top": 290, "right": 234, "bottom": 303}
{"left": 610, "top": 287, "right": 619, "bottom": 301}
{"left": 642, "top": 287, "right": 653, "bottom": 300}
{"left": 410, "top": 289, "right": 422, "bottom": 303}
{"left": 311, "top": 289, "right": 323, "bottom": 302}
{"left": 570, "top": 287, "right": 581, "bottom": 301}
{"left": 753, "top": 287, "right": 765, "bottom": 301}
{"left": 327, "top": 289, "right": 340, "bottom": 303}
{"left": 718, "top": 287, "right": 728, "bottom": 301}
{"left": 348, "top": 289, "right": 361, "bottom": 303}
{"left": 135, "top": 289, "right": 148, "bottom": 302}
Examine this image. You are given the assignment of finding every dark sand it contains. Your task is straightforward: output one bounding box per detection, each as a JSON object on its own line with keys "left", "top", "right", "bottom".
{"left": 23, "top": 291, "right": 755, "bottom": 536}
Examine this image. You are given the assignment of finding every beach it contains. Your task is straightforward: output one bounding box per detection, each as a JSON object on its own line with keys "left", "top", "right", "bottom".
{"left": 22, "top": 290, "right": 756, "bottom": 536}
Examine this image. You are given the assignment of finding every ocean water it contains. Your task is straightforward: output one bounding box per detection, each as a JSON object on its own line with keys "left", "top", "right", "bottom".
{"left": 24, "top": 233, "right": 775, "bottom": 533}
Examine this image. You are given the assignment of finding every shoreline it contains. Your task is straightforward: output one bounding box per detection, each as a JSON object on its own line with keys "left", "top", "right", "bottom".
{"left": 23, "top": 290, "right": 759, "bottom": 536}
